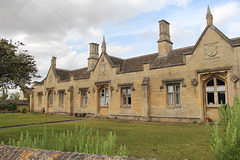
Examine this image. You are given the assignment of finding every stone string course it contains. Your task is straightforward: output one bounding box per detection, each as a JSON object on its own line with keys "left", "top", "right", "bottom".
{"left": 0, "top": 145, "right": 156, "bottom": 160}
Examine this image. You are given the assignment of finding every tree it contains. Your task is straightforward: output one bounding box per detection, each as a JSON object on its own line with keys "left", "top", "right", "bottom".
{"left": 207, "top": 96, "right": 240, "bottom": 160}
{"left": 0, "top": 38, "right": 40, "bottom": 90}
{"left": 0, "top": 87, "right": 8, "bottom": 100}
{"left": 10, "top": 92, "right": 20, "bottom": 100}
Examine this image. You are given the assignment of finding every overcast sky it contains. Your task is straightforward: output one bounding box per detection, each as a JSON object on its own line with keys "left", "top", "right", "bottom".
{"left": 1, "top": 0, "right": 240, "bottom": 88}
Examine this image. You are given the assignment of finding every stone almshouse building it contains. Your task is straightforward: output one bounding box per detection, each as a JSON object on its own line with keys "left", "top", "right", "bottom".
{"left": 30, "top": 7, "right": 240, "bottom": 122}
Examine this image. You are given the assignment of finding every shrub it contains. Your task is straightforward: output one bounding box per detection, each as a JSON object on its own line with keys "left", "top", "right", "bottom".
{"left": 207, "top": 96, "right": 240, "bottom": 160}
{"left": 8, "top": 101, "right": 17, "bottom": 111}
{"left": 21, "top": 107, "right": 27, "bottom": 113}
{"left": 0, "top": 101, "right": 17, "bottom": 112}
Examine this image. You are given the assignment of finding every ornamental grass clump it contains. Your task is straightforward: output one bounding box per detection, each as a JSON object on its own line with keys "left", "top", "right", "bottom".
{"left": 207, "top": 96, "right": 240, "bottom": 160}
{"left": 3, "top": 122, "right": 127, "bottom": 156}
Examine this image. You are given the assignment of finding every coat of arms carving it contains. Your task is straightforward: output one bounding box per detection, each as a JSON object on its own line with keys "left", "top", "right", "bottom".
{"left": 204, "top": 42, "right": 219, "bottom": 58}
{"left": 99, "top": 59, "right": 107, "bottom": 75}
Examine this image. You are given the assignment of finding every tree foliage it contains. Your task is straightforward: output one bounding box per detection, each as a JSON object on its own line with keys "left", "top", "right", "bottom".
{"left": 207, "top": 96, "right": 240, "bottom": 160}
{"left": 10, "top": 92, "right": 20, "bottom": 100}
{"left": 0, "top": 38, "right": 40, "bottom": 90}
{"left": 0, "top": 87, "right": 8, "bottom": 100}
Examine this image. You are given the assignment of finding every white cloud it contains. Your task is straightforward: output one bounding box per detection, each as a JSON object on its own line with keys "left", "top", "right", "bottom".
{"left": 213, "top": 1, "right": 240, "bottom": 26}
{"left": 0, "top": 0, "right": 192, "bottom": 84}
{"left": 107, "top": 42, "right": 134, "bottom": 57}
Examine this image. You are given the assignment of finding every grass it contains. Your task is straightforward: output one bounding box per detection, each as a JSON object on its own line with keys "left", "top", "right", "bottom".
{"left": 0, "top": 119, "right": 211, "bottom": 160}
{"left": 0, "top": 112, "right": 79, "bottom": 127}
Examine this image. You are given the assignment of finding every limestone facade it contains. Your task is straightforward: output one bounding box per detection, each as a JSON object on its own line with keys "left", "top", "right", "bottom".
{"left": 30, "top": 7, "right": 240, "bottom": 122}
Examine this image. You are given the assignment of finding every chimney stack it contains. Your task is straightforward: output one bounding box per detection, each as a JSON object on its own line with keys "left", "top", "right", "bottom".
{"left": 157, "top": 20, "right": 173, "bottom": 56}
{"left": 51, "top": 56, "right": 56, "bottom": 68}
{"left": 88, "top": 43, "right": 99, "bottom": 70}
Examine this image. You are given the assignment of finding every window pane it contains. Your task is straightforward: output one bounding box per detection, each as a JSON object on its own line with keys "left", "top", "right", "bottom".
{"left": 39, "top": 95, "right": 42, "bottom": 105}
{"left": 101, "top": 89, "right": 104, "bottom": 96}
{"left": 122, "top": 95, "right": 126, "bottom": 105}
{"left": 207, "top": 79, "right": 214, "bottom": 86}
{"left": 175, "top": 93, "right": 181, "bottom": 105}
{"left": 82, "top": 95, "right": 85, "bottom": 105}
{"left": 128, "top": 96, "right": 131, "bottom": 105}
{"left": 168, "top": 93, "right": 173, "bottom": 105}
{"left": 85, "top": 92, "right": 88, "bottom": 105}
{"left": 61, "top": 93, "right": 64, "bottom": 105}
{"left": 218, "top": 92, "right": 226, "bottom": 104}
{"left": 217, "top": 79, "right": 225, "bottom": 85}
{"left": 49, "top": 92, "right": 53, "bottom": 105}
{"left": 168, "top": 85, "right": 173, "bottom": 93}
{"left": 105, "top": 88, "right": 109, "bottom": 96}
{"left": 127, "top": 89, "right": 131, "bottom": 95}
{"left": 217, "top": 86, "right": 225, "bottom": 92}
{"left": 127, "top": 88, "right": 131, "bottom": 105}
{"left": 175, "top": 85, "right": 180, "bottom": 92}
{"left": 122, "top": 89, "right": 126, "bottom": 95}
{"left": 100, "top": 97, "right": 104, "bottom": 106}
{"left": 207, "top": 93, "right": 215, "bottom": 105}
{"left": 105, "top": 96, "right": 109, "bottom": 105}
{"left": 206, "top": 87, "right": 214, "bottom": 92}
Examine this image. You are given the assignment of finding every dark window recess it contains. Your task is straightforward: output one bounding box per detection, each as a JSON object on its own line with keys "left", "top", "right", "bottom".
{"left": 207, "top": 92, "right": 215, "bottom": 105}
{"left": 207, "top": 79, "right": 214, "bottom": 86}
{"left": 218, "top": 92, "right": 226, "bottom": 104}
{"left": 217, "top": 79, "right": 225, "bottom": 85}
{"left": 128, "top": 96, "right": 131, "bottom": 105}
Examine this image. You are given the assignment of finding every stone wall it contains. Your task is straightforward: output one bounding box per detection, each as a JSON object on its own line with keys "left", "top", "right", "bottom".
{"left": 0, "top": 145, "right": 153, "bottom": 160}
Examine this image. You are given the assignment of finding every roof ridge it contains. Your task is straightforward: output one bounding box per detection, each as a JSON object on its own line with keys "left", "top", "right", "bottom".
{"left": 172, "top": 45, "right": 194, "bottom": 51}
{"left": 108, "top": 55, "right": 124, "bottom": 60}
{"left": 71, "top": 67, "right": 88, "bottom": 72}
{"left": 125, "top": 53, "right": 158, "bottom": 60}
{"left": 55, "top": 68, "right": 71, "bottom": 72}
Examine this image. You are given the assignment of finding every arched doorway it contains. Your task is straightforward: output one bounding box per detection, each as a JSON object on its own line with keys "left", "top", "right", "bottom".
{"left": 203, "top": 77, "right": 227, "bottom": 119}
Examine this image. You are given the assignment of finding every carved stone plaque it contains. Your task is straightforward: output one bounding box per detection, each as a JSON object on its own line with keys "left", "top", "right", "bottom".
{"left": 204, "top": 42, "right": 219, "bottom": 58}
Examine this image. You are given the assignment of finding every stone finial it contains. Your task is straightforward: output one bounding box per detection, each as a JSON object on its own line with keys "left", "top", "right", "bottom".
{"left": 101, "top": 36, "right": 106, "bottom": 53}
{"left": 206, "top": 5, "right": 213, "bottom": 26}
{"left": 51, "top": 56, "right": 56, "bottom": 68}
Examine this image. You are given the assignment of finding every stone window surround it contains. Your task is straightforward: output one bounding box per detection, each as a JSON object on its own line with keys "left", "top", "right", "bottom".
{"left": 167, "top": 83, "right": 181, "bottom": 108}
{"left": 117, "top": 83, "right": 134, "bottom": 108}
{"left": 48, "top": 91, "right": 54, "bottom": 106}
{"left": 37, "top": 92, "right": 43, "bottom": 106}
{"left": 160, "top": 78, "right": 185, "bottom": 109}
{"left": 57, "top": 89, "right": 65, "bottom": 107}
{"left": 120, "top": 88, "right": 132, "bottom": 108}
{"left": 78, "top": 88, "right": 89, "bottom": 107}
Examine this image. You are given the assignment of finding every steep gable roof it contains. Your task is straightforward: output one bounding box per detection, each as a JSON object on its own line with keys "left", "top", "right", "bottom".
{"left": 191, "top": 25, "right": 236, "bottom": 54}
{"left": 53, "top": 67, "right": 90, "bottom": 82}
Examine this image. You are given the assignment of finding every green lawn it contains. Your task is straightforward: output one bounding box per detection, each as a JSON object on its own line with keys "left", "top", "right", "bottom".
{"left": 0, "top": 112, "right": 79, "bottom": 127}
{"left": 0, "top": 119, "right": 211, "bottom": 160}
